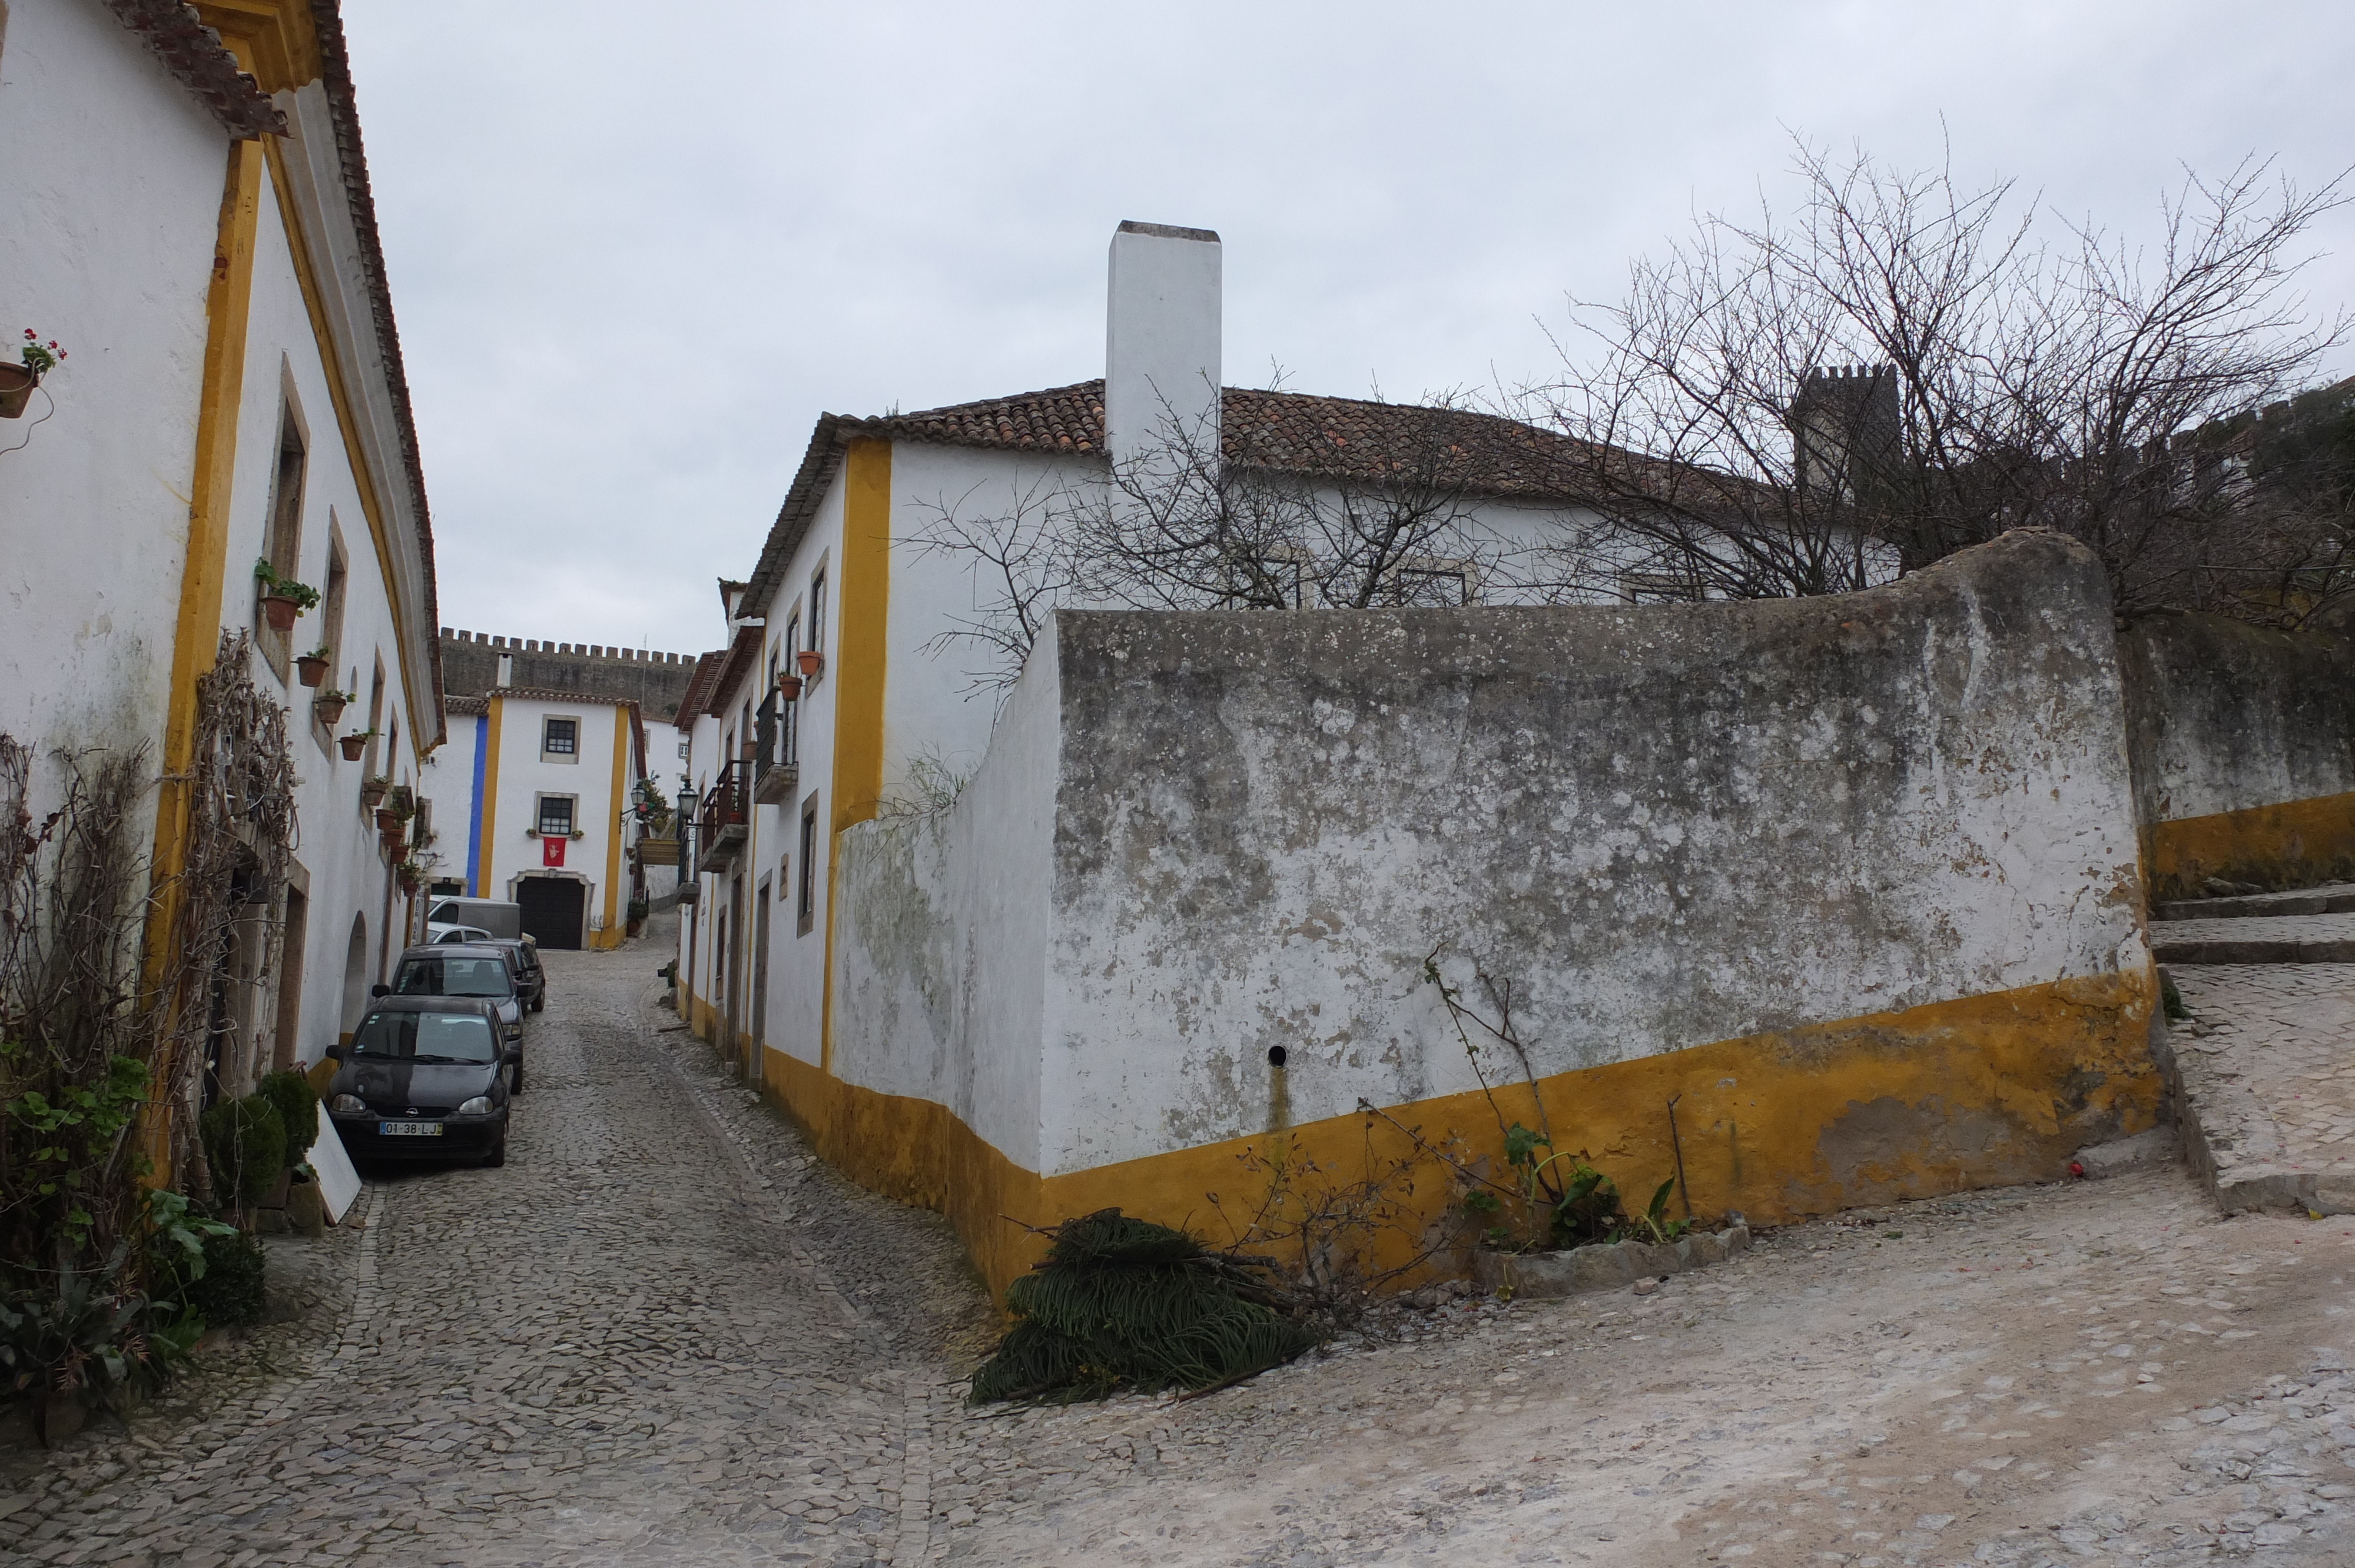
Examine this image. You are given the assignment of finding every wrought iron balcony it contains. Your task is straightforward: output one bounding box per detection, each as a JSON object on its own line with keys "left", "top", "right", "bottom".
{"left": 752, "top": 687, "right": 800, "bottom": 806}
{"left": 695, "top": 757, "right": 751, "bottom": 874}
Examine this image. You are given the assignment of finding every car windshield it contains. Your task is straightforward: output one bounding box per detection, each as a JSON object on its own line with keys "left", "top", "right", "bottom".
{"left": 351, "top": 1009, "right": 499, "bottom": 1064}
{"left": 393, "top": 955, "right": 512, "bottom": 999}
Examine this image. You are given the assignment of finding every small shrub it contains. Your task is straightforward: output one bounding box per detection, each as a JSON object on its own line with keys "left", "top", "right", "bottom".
{"left": 200, "top": 1094, "right": 286, "bottom": 1205}
{"left": 967, "top": 1209, "right": 1316, "bottom": 1406}
{"left": 256, "top": 1070, "right": 317, "bottom": 1165}
{"left": 184, "top": 1228, "right": 267, "bottom": 1328}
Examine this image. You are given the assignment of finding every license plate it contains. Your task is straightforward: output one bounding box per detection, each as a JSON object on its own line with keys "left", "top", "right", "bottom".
{"left": 377, "top": 1121, "right": 443, "bottom": 1137}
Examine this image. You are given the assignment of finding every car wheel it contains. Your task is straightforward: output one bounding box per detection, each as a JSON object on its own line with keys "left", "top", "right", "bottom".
{"left": 510, "top": 1064, "right": 524, "bottom": 1096}
{"left": 485, "top": 1133, "right": 507, "bottom": 1168}
{"left": 531, "top": 995, "right": 545, "bottom": 1013}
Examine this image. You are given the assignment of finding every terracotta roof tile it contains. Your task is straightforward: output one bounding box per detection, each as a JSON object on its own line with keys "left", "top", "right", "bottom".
{"left": 102, "top": 1, "right": 286, "bottom": 138}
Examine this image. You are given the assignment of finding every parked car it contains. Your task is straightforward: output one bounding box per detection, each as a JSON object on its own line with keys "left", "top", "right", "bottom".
{"left": 379, "top": 944, "right": 527, "bottom": 1092}
{"left": 323, "top": 996, "right": 515, "bottom": 1166}
{"left": 432, "top": 924, "right": 496, "bottom": 945}
{"left": 424, "top": 896, "right": 521, "bottom": 941}
{"left": 476, "top": 935, "right": 546, "bottom": 1013}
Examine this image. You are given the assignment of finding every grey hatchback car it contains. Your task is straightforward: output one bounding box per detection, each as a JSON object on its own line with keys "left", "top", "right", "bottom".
{"left": 324, "top": 996, "right": 516, "bottom": 1165}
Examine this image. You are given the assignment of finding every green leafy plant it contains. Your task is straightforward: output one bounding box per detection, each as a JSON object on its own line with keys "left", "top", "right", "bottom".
{"left": 18, "top": 329, "right": 65, "bottom": 377}
{"left": 967, "top": 1209, "right": 1316, "bottom": 1405}
{"left": 141, "top": 1188, "right": 234, "bottom": 1311}
{"left": 251, "top": 559, "right": 321, "bottom": 612}
{"left": 0, "top": 1264, "right": 190, "bottom": 1424}
{"left": 198, "top": 1094, "right": 286, "bottom": 1207}
{"left": 626, "top": 896, "right": 649, "bottom": 922}
{"left": 314, "top": 687, "right": 354, "bottom": 704}
{"left": 255, "top": 1070, "right": 317, "bottom": 1167}
{"left": 300, "top": 645, "right": 333, "bottom": 663}
{"left": 183, "top": 1228, "right": 266, "bottom": 1329}
{"left": 1627, "top": 1178, "right": 1691, "bottom": 1245}
{"left": 3, "top": 1047, "right": 151, "bottom": 1264}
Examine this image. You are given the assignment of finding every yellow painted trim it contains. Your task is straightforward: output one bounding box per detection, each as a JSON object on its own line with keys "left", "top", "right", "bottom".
{"left": 767, "top": 969, "right": 2162, "bottom": 1303}
{"left": 2145, "top": 790, "right": 2355, "bottom": 901}
{"left": 478, "top": 697, "right": 504, "bottom": 896}
{"left": 145, "top": 139, "right": 266, "bottom": 1005}
{"left": 598, "top": 706, "right": 629, "bottom": 948}
{"left": 257, "top": 137, "right": 434, "bottom": 757}
{"left": 819, "top": 439, "right": 892, "bottom": 1074}
{"left": 193, "top": 1, "right": 321, "bottom": 93}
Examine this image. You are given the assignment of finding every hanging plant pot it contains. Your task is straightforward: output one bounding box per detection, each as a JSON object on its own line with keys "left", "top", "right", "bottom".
{"left": 359, "top": 777, "right": 388, "bottom": 808}
{"left": 777, "top": 674, "right": 805, "bottom": 700}
{"left": 314, "top": 694, "right": 348, "bottom": 726}
{"left": 296, "top": 655, "right": 330, "bottom": 687}
{"left": 797, "top": 649, "right": 824, "bottom": 678}
{"left": 374, "top": 808, "right": 403, "bottom": 833}
{"left": 260, "top": 593, "right": 301, "bottom": 632}
{"left": 338, "top": 733, "right": 367, "bottom": 762}
{"left": 0, "top": 364, "right": 35, "bottom": 420}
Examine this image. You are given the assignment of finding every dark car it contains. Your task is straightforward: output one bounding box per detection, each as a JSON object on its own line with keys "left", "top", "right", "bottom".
{"left": 324, "top": 997, "right": 515, "bottom": 1166}
{"left": 477, "top": 935, "right": 546, "bottom": 1014}
{"left": 380, "top": 944, "right": 527, "bottom": 1092}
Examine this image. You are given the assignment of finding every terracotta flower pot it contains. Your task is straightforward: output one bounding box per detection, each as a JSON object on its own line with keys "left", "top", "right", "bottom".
{"left": 260, "top": 593, "right": 301, "bottom": 632}
{"left": 296, "top": 655, "right": 330, "bottom": 687}
{"left": 314, "top": 695, "right": 348, "bottom": 726}
{"left": 360, "top": 779, "right": 388, "bottom": 807}
{"left": 374, "top": 808, "right": 403, "bottom": 833}
{"left": 777, "top": 675, "right": 804, "bottom": 700}
{"left": 339, "top": 734, "right": 367, "bottom": 762}
{"left": 0, "top": 363, "right": 34, "bottom": 420}
{"left": 797, "top": 649, "right": 824, "bottom": 677}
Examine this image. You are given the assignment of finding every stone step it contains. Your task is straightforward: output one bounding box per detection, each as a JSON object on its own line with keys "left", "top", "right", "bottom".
{"left": 2158, "top": 962, "right": 2355, "bottom": 1217}
{"left": 2152, "top": 881, "right": 2355, "bottom": 922}
{"left": 2150, "top": 912, "right": 2355, "bottom": 965}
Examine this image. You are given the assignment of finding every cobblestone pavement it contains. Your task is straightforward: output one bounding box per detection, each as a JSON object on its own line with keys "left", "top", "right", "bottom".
{"left": 0, "top": 935, "right": 989, "bottom": 1567}
{"left": 11, "top": 926, "right": 2355, "bottom": 1566}
{"left": 2171, "top": 964, "right": 2355, "bottom": 1208}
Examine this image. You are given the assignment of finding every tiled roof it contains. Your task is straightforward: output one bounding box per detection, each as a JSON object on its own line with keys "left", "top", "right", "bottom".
{"left": 743, "top": 382, "right": 1601, "bottom": 617}
{"left": 445, "top": 695, "right": 489, "bottom": 716}
{"left": 102, "top": 1, "right": 286, "bottom": 138}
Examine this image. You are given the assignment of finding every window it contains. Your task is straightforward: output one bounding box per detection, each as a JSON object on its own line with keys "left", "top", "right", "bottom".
{"left": 677, "top": 738, "right": 689, "bottom": 759}
{"left": 808, "top": 569, "right": 827, "bottom": 656}
{"left": 314, "top": 529, "right": 348, "bottom": 743}
{"left": 542, "top": 716, "right": 579, "bottom": 760}
{"left": 536, "top": 795, "right": 575, "bottom": 837}
{"left": 260, "top": 400, "right": 309, "bottom": 672}
{"left": 796, "top": 795, "right": 818, "bottom": 935}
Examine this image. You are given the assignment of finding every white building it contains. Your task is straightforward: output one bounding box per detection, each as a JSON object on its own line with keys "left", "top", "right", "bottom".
{"left": 0, "top": 1, "right": 442, "bottom": 1128}
{"left": 671, "top": 225, "right": 1619, "bottom": 1112}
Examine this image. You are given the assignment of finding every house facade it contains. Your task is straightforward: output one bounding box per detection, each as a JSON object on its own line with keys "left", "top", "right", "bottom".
{"left": 0, "top": 0, "right": 441, "bottom": 1134}
{"left": 421, "top": 630, "right": 696, "bottom": 948}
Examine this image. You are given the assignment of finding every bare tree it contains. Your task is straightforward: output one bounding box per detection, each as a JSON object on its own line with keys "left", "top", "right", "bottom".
{"left": 905, "top": 380, "right": 1510, "bottom": 693}
{"left": 1526, "top": 139, "right": 2352, "bottom": 621}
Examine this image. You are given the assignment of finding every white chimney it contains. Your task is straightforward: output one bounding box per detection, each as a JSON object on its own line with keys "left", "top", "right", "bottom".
{"left": 1104, "top": 221, "right": 1222, "bottom": 469}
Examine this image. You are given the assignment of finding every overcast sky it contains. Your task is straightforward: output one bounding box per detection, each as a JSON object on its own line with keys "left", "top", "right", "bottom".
{"left": 339, "top": 1, "right": 2355, "bottom": 660}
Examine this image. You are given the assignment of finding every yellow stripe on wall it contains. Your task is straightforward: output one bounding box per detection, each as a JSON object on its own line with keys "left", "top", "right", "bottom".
{"left": 479, "top": 696, "right": 504, "bottom": 896}
{"left": 2145, "top": 790, "right": 2355, "bottom": 901}
{"left": 599, "top": 703, "right": 629, "bottom": 947}
{"left": 769, "top": 969, "right": 2162, "bottom": 1303}
{"left": 818, "top": 439, "right": 891, "bottom": 1074}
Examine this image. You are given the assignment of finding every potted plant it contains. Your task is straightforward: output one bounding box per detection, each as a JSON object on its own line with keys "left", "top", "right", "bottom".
{"left": 359, "top": 773, "right": 390, "bottom": 808}
{"left": 340, "top": 728, "right": 374, "bottom": 763}
{"left": 295, "top": 645, "right": 333, "bottom": 687}
{"left": 395, "top": 858, "right": 424, "bottom": 893}
{"left": 626, "top": 896, "right": 648, "bottom": 938}
{"left": 313, "top": 686, "right": 353, "bottom": 726}
{"left": 1, "top": 330, "right": 65, "bottom": 419}
{"left": 254, "top": 559, "right": 320, "bottom": 632}
{"left": 777, "top": 673, "right": 804, "bottom": 701}
{"left": 796, "top": 649, "right": 824, "bottom": 678}
{"left": 568, "top": 827, "right": 586, "bottom": 842}
{"left": 374, "top": 791, "right": 412, "bottom": 835}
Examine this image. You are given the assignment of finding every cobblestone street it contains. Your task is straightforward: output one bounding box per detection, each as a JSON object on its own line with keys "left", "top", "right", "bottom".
{"left": 8, "top": 930, "right": 2355, "bottom": 1566}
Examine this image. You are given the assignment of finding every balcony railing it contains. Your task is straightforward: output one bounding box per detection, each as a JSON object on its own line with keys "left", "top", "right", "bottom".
{"left": 752, "top": 686, "right": 800, "bottom": 805}
{"left": 695, "top": 757, "right": 751, "bottom": 873}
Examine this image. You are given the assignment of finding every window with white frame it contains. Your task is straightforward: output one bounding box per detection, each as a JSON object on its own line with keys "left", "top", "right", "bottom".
{"left": 542, "top": 716, "right": 580, "bottom": 761}
{"left": 536, "top": 794, "right": 576, "bottom": 837}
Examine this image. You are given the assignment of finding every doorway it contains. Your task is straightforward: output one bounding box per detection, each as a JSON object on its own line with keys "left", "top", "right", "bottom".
{"left": 517, "top": 875, "right": 586, "bottom": 950}
{"left": 272, "top": 885, "right": 309, "bottom": 1072}
{"left": 751, "top": 881, "right": 771, "bottom": 1061}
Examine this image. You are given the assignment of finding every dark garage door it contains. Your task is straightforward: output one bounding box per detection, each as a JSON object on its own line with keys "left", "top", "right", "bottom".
{"left": 516, "top": 876, "right": 585, "bottom": 951}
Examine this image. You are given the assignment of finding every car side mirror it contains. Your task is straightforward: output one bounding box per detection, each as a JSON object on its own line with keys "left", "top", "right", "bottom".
{"left": 324, "top": 1044, "right": 345, "bottom": 1062}
{"left": 502, "top": 1048, "right": 522, "bottom": 1067}
{"left": 370, "top": 982, "right": 391, "bottom": 998}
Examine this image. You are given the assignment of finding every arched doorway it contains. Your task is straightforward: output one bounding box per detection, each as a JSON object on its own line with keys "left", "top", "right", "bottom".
{"left": 339, "top": 912, "right": 370, "bottom": 1044}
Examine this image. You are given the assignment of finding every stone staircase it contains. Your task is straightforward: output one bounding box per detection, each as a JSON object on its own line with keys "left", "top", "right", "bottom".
{"left": 2147, "top": 883, "right": 2355, "bottom": 1215}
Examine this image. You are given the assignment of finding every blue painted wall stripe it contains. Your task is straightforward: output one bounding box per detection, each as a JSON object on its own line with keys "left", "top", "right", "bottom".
{"left": 466, "top": 715, "right": 489, "bottom": 895}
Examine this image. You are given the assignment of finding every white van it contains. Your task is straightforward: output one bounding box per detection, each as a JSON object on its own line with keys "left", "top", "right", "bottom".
{"left": 425, "top": 896, "right": 522, "bottom": 943}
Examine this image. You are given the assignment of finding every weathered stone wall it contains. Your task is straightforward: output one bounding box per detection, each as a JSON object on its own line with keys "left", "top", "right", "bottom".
{"left": 824, "top": 530, "right": 2165, "bottom": 1297}
{"left": 2118, "top": 612, "right": 2355, "bottom": 898}
{"left": 439, "top": 629, "right": 699, "bottom": 723}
